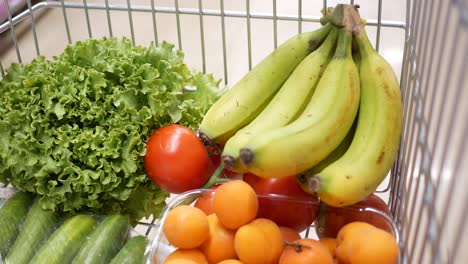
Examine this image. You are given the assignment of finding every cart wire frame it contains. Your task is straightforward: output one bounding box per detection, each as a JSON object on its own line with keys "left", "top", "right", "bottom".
{"left": 1, "top": 1, "right": 467, "bottom": 263}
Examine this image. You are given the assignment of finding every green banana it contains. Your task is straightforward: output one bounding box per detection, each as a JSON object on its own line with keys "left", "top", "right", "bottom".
{"left": 298, "top": 26, "right": 403, "bottom": 207}
{"left": 221, "top": 28, "right": 339, "bottom": 172}
{"left": 239, "top": 27, "right": 360, "bottom": 178}
{"left": 198, "top": 23, "right": 333, "bottom": 145}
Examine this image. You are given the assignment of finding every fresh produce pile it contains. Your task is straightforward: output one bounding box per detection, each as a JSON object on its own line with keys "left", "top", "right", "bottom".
{"left": 159, "top": 180, "right": 399, "bottom": 264}
{"left": 0, "top": 2, "right": 403, "bottom": 263}
{"left": 0, "top": 191, "right": 149, "bottom": 264}
{"left": 0, "top": 37, "right": 223, "bottom": 220}
{"left": 143, "top": 3, "right": 403, "bottom": 264}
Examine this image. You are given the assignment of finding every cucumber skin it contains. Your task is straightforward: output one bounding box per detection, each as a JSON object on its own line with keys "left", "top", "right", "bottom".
{"left": 109, "top": 236, "right": 149, "bottom": 264}
{"left": 29, "top": 214, "right": 97, "bottom": 264}
{"left": 0, "top": 191, "right": 34, "bottom": 259}
{"left": 4, "top": 199, "right": 60, "bottom": 264}
{"left": 72, "top": 214, "right": 130, "bottom": 264}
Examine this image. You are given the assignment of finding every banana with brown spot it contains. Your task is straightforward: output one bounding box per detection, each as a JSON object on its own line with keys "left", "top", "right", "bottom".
{"left": 238, "top": 27, "right": 360, "bottom": 179}
{"left": 221, "top": 28, "right": 339, "bottom": 173}
{"left": 298, "top": 10, "right": 403, "bottom": 207}
{"left": 198, "top": 24, "right": 332, "bottom": 145}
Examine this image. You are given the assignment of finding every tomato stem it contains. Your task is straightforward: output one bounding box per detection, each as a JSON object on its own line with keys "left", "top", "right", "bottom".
{"left": 316, "top": 202, "right": 328, "bottom": 234}
{"left": 202, "top": 163, "right": 229, "bottom": 189}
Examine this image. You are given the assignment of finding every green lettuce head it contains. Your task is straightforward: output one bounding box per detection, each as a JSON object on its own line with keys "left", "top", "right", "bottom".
{"left": 0, "top": 38, "right": 223, "bottom": 222}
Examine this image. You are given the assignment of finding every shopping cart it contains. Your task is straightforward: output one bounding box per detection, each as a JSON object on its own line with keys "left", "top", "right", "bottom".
{"left": 0, "top": 0, "right": 467, "bottom": 263}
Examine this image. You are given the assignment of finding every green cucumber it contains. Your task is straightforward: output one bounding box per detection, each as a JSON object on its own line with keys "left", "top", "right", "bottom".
{"left": 72, "top": 214, "right": 130, "bottom": 264}
{"left": 109, "top": 236, "right": 149, "bottom": 264}
{"left": 29, "top": 214, "right": 97, "bottom": 264}
{"left": 4, "top": 199, "right": 60, "bottom": 264}
{"left": 0, "top": 191, "right": 34, "bottom": 258}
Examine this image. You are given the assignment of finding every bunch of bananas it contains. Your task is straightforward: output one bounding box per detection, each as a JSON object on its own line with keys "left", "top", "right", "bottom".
{"left": 198, "top": 4, "right": 402, "bottom": 207}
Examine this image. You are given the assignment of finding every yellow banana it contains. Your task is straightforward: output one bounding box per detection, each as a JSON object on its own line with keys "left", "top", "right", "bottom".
{"left": 198, "top": 23, "right": 333, "bottom": 145}
{"left": 239, "top": 27, "right": 360, "bottom": 178}
{"left": 221, "top": 28, "right": 339, "bottom": 172}
{"left": 298, "top": 26, "right": 403, "bottom": 207}
{"left": 302, "top": 118, "right": 356, "bottom": 177}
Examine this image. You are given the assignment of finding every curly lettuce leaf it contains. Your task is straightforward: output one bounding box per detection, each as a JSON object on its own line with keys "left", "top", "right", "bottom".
{"left": 0, "top": 37, "right": 222, "bottom": 221}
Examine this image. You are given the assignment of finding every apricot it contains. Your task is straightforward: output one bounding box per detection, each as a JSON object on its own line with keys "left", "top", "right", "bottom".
{"left": 164, "top": 248, "right": 208, "bottom": 264}
{"left": 279, "top": 238, "right": 334, "bottom": 264}
{"left": 199, "top": 214, "right": 237, "bottom": 263}
{"left": 213, "top": 180, "right": 258, "bottom": 229}
{"left": 234, "top": 218, "right": 283, "bottom": 264}
{"left": 336, "top": 222, "right": 399, "bottom": 264}
{"left": 163, "top": 205, "right": 209, "bottom": 249}
{"left": 217, "top": 260, "right": 244, "bottom": 264}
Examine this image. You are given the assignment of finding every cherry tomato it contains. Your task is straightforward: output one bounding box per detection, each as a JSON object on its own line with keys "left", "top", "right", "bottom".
{"left": 144, "top": 124, "right": 210, "bottom": 193}
{"left": 243, "top": 173, "right": 320, "bottom": 232}
{"left": 314, "top": 194, "right": 394, "bottom": 239}
{"left": 194, "top": 185, "right": 219, "bottom": 215}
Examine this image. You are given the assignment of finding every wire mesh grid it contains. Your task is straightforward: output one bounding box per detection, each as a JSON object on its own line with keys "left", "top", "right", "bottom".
{"left": 0, "top": 0, "right": 467, "bottom": 263}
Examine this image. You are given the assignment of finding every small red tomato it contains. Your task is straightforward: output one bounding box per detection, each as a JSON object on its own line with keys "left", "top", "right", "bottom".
{"left": 314, "top": 194, "right": 394, "bottom": 239}
{"left": 243, "top": 173, "right": 320, "bottom": 232}
{"left": 194, "top": 185, "right": 219, "bottom": 215}
{"left": 144, "top": 124, "right": 210, "bottom": 193}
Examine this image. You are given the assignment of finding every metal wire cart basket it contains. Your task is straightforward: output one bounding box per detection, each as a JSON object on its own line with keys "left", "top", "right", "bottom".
{"left": 0, "top": 0, "right": 467, "bottom": 263}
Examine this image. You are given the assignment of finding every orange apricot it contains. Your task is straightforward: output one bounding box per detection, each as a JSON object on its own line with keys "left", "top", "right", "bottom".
{"left": 199, "top": 214, "right": 237, "bottom": 263}
{"left": 163, "top": 205, "right": 209, "bottom": 249}
{"left": 164, "top": 248, "right": 208, "bottom": 264}
{"left": 279, "top": 238, "right": 334, "bottom": 264}
{"left": 320, "top": 237, "right": 338, "bottom": 258}
{"left": 336, "top": 222, "right": 399, "bottom": 264}
{"left": 217, "top": 260, "right": 244, "bottom": 264}
{"left": 213, "top": 180, "right": 258, "bottom": 229}
{"left": 234, "top": 218, "right": 283, "bottom": 264}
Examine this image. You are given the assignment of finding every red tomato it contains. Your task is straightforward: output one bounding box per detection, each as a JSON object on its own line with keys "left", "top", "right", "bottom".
{"left": 144, "top": 124, "right": 210, "bottom": 194}
{"left": 314, "top": 194, "right": 394, "bottom": 239}
{"left": 243, "top": 173, "right": 319, "bottom": 232}
{"left": 194, "top": 186, "right": 219, "bottom": 215}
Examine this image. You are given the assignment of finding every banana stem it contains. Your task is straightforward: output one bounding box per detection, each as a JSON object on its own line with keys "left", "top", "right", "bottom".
{"left": 315, "top": 202, "right": 328, "bottom": 232}
{"left": 328, "top": 4, "right": 364, "bottom": 35}
{"left": 333, "top": 29, "right": 353, "bottom": 59}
